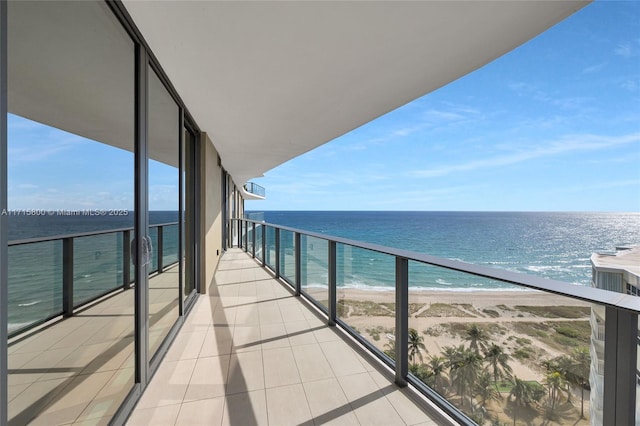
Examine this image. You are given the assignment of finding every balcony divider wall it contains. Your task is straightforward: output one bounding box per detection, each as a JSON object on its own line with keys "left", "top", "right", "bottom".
{"left": 1, "top": 1, "right": 205, "bottom": 424}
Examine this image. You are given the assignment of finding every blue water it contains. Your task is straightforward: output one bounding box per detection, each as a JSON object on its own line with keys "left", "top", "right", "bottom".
{"left": 246, "top": 211, "right": 640, "bottom": 290}
{"left": 7, "top": 211, "right": 179, "bottom": 334}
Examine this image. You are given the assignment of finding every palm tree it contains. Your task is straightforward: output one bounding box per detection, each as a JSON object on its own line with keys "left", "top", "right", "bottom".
{"left": 476, "top": 371, "right": 501, "bottom": 406}
{"left": 509, "top": 376, "right": 543, "bottom": 426}
{"left": 408, "top": 328, "right": 427, "bottom": 363}
{"left": 384, "top": 336, "right": 396, "bottom": 360}
{"left": 544, "top": 371, "right": 566, "bottom": 411}
{"left": 483, "top": 343, "right": 512, "bottom": 391}
{"left": 464, "top": 324, "right": 489, "bottom": 355}
{"left": 449, "top": 345, "right": 483, "bottom": 408}
{"left": 566, "top": 347, "right": 590, "bottom": 418}
{"left": 425, "top": 355, "right": 449, "bottom": 393}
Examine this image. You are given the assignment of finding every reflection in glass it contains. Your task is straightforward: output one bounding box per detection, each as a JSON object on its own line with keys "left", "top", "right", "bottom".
{"left": 255, "top": 223, "right": 263, "bottom": 261}
{"left": 7, "top": 1, "right": 135, "bottom": 423}
{"left": 279, "top": 229, "right": 296, "bottom": 285}
{"left": 300, "top": 236, "right": 328, "bottom": 309}
{"left": 74, "top": 233, "right": 123, "bottom": 306}
{"left": 265, "top": 226, "right": 276, "bottom": 270}
{"left": 148, "top": 67, "right": 180, "bottom": 361}
{"left": 336, "top": 244, "right": 395, "bottom": 363}
{"left": 8, "top": 241, "right": 62, "bottom": 334}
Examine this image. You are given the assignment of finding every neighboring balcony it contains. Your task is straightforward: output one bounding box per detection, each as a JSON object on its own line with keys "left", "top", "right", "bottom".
{"left": 243, "top": 182, "right": 266, "bottom": 200}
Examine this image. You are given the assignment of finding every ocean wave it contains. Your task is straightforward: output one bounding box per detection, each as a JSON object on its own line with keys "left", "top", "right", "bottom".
{"left": 18, "top": 300, "right": 40, "bottom": 307}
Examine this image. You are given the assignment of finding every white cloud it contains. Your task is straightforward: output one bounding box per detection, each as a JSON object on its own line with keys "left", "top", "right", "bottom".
{"left": 614, "top": 43, "right": 634, "bottom": 58}
{"left": 582, "top": 62, "right": 607, "bottom": 74}
{"left": 409, "top": 133, "right": 640, "bottom": 178}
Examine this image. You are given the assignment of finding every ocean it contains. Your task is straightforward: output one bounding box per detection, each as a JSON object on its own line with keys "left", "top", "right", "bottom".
{"left": 246, "top": 211, "right": 640, "bottom": 290}
{"left": 7, "top": 210, "right": 639, "bottom": 334}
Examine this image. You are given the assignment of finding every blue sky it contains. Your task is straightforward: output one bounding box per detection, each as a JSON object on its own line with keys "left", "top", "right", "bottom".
{"left": 247, "top": 0, "right": 640, "bottom": 212}
{"left": 7, "top": 1, "right": 640, "bottom": 213}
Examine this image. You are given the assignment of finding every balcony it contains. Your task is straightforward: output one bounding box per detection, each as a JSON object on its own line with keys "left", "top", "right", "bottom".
{"left": 223, "top": 218, "right": 640, "bottom": 426}
{"left": 127, "top": 248, "right": 449, "bottom": 425}
{"left": 243, "top": 182, "right": 266, "bottom": 200}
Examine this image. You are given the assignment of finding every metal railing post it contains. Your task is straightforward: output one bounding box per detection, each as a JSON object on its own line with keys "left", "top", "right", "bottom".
{"left": 251, "top": 222, "right": 256, "bottom": 258}
{"left": 123, "top": 230, "right": 131, "bottom": 288}
{"left": 603, "top": 306, "right": 638, "bottom": 425}
{"left": 62, "top": 237, "right": 74, "bottom": 317}
{"left": 157, "top": 226, "right": 164, "bottom": 273}
{"left": 395, "top": 256, "right": 409, "bottom": 387}
{"left": 328, "top": 240, "right": 337, "bottom": 326}
{"left": 295, "top": 232, "right": 301, "bottom": 296}
{"left": 275, "top": 227, "right": 280, "bottom": 279}
{"left": 261, "top": 224, "right": 266, "bottom": 266}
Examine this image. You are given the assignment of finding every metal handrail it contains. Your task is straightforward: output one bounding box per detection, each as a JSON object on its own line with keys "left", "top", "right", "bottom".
{"left": 8, "top": 222, "right": 179, "bottom": 246}
{"left": 236, "top": 218, "right": 639, "bottom": 314}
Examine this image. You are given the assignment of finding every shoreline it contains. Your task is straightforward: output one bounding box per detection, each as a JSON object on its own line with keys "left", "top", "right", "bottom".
{"left": 330, "top": 287, "right": 591, "bottom": 308}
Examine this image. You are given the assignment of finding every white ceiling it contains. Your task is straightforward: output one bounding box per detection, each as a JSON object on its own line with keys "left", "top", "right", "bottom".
{"left": 122, "top": 1, "right": 589, "bottom": 188}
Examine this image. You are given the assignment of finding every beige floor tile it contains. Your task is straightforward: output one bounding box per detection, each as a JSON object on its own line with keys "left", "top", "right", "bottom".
{"left": 199, "top": 325, "right": 233, "bottom": 357}
{"left": 292, "top": 343, "right": 335, "bottom": 383}
{"left": 285, "top": 320, "right": 318, "bottom": 346}
{"left": 136, "top": 359, "right": 196, "bottom": 409}
{"left": 321, "top": 341, "right": 367, "bottom": 377}
{"left": 337, "top": 372, "right": 405, "bottom": 426}
{"left": 265, "top": 383, "right": 313, "bottom": 426}
{"left": 382, "top": 386, "right": 435, "bottom": 426}
{"left": 221, "top": 390, "right": 268, "bottom": 426}
{"left": 231, "top": 325, "right": 262, "bottom": 353}
{"left": 262, "top": 347, "right": 301, "bottom": 388}
{"left": 303, "top": 378, "right": 360, "bottom": 425}
{"left": 164, "top": 329, "right": 207, "bottom": 362}
{"left": 183, "top": 355, "right": 230, "bottom": 402}
{"left": 259, "top": 323, "right": 290, "bottom": 350}
{"left": 226, "top": 351, "right": 265, "bottom": 395}
{"left": 127, "top": 404, "right": 181, "bottom": 426}
{"left": 257, "top": 302, "right": 283, "bottom": 325}
{"left": 175, "top": 397, "right": 225, "bottom": 426}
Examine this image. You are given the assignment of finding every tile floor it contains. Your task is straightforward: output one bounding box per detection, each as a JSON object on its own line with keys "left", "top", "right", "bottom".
{"left": 127, "top": 249, "right": 452, "bottom": 426}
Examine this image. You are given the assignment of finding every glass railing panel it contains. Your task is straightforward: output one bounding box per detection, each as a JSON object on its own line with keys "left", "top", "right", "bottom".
{"left": 255, "top": 223, "right": 263, "bottom": 261}
{"left": 265, "top": 226, "right": 276, "bottom": 270}
{"left": 74, "top": 233, "right": 123, "bottom": 306}
{"left": 162, "top": 224, "right": 179, "bottom": 267}
{"left": 247, "top": 223, "right": 254, "bottom": 255}
{"left": 8, "top": 240, "right": 63, "bottom": 334}
{"left": 279, "top": 229, "right": 296, "bottom": 285}
{"left": 148, "top": 226, "right": 158, "bottom": 274}
{"left": 407, "top": 260, "right": 596, "bottom": 426}
{"left": 336, "top": 244, "right": 395, "bottom": 363}
{"left": 300, "top": 235, "right": 328, "bottom": 310}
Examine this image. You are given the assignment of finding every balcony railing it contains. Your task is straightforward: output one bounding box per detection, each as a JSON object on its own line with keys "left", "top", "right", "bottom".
{"left": 243, "top": 181, "right": 266, "bottom": 198}
{"left": 233, "top": 218, "right": 639, "bottom": 426}
{"left": 8, "top": 222, "right": 179, "bottom": 338}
